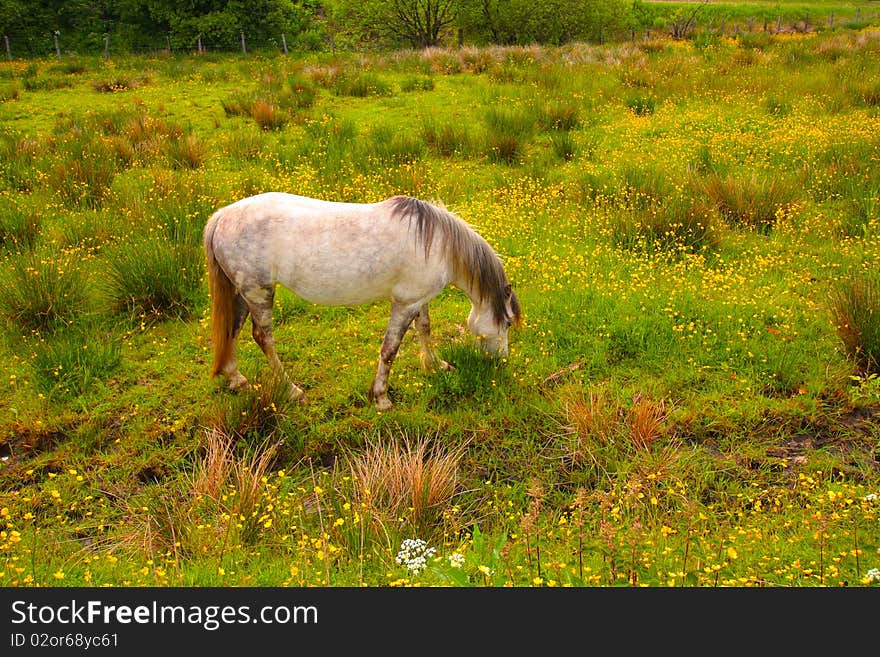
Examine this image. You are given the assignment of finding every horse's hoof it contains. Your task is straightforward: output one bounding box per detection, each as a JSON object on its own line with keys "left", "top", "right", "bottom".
{"left": 227, "top": 374, "right": 250, "bottom": 391}
{"left": 289, "top": 385, "right": 305, "bottom": 403}
{"left": 374, "top": 397, "right": 393, "bottom": 412}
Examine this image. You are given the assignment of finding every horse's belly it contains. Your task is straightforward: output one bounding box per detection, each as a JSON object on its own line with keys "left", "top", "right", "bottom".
{"left": 289, "top": 280, "right": 391, "bottom": 306}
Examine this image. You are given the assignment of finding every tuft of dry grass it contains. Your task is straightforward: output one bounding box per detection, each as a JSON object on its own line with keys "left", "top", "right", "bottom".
{"left": 626, "top": 393, "right": 668, "bottom": 451}
{"left": 346, "top": 432, "right": 465, "bottom": 535}
{"left": 192, "top": 427, "right": 234, "bottom": 501}
{"left": 251, "top": 99, "right": 288, "bottom": 130}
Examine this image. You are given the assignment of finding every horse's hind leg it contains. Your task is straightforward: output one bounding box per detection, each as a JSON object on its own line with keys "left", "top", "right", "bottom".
{"left": 370, "top": 301, "right": 421, "bottom": 411}
{"left": 221, "top": 294, "right": 250, "bottom": 391}
{"left": 416, "top": 304, "right": 453, "bottom": 372}
{"left": 244, "top": 286, "right": 305, "bottom": 402}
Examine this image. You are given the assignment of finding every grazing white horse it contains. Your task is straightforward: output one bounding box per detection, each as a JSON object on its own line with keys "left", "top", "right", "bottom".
{"left": 203, "top": 192, "right": 521, "bottom": 410}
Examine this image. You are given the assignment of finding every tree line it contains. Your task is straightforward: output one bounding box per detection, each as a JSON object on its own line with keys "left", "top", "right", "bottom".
{"left": 0, "top": 1, "right": 869, "bottom": 57}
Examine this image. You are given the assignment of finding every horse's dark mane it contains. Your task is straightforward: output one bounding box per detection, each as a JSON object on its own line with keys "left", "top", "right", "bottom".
{"left": 387, "top": 195, "right": 520, "bottom": 328}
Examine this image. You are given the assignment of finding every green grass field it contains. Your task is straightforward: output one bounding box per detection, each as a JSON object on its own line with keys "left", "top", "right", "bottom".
{"left": 0, "top": 26, "right": 879, "bottom": 587}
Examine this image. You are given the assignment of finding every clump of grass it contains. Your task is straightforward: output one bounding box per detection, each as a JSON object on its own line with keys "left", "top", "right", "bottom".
{"left": 539, "top": 101, "right": 580, "bottom": 131}
{"left": 218, "top": 372, "right": 301, "bottom": 443}
{"left": 345, "top": 432, "right": 464, "bottom": 537}
{"left": 0, "top": 201, "right": 41, "bottom": 252}
{"left": 483, "top": 107, "right": 536, "bottom": 164}
{"left": 0, "top": 134, "right": 41, "bottom": 191}
{"left": 854, "top": 80, "right": 880, "bottom": 108}
{"left": 368, "top": 124, "right": 424, "bottom": 164}
{"left": 763, "top": 94, "right": 792, "bottom": 117}
{"left": 421, "top": 118, "right": 473, "bottom": 157}
{"left": 626, "top": 392, "right": 668, "bottom": 451}
{"left": 332, "top": 72, "right": 393, "bottom": 97}
{"left": 103, "top": 239, "right": 203, "bottom": 320}
{"left": 282, "top": 73, "right": 318, "bottom": 108}
{"left": 841, "top": 183, "right": 879, "bottom": 238}
{"left": 222, "top": 128, "right": 264, "bottom": 161}
{"left": 401, "top": 75, "right": 435, "bottom": 92}
{"left": 92, "top": 77, "right": 141, "bottom": 93}
{"left": 550, "top": 132, "right": 576, "bottom": 161}
{"left": 32, "top": 327, "right": 121, "bottom": 399}
{"left": 617, "top": 163, "right": 672, "bottom": 209}
{"left": 831, "top": 273, "right": 880, "bottom": 374}
{"left": 0, "top": 84, "right": 19, "bottom": 102}
{"left": 626, "top": 95, "right": 657, "bottom": 116}
{"left": 429, "top": 343, "right": 509, "bottom": 406}
{"left": 164, "top": 133, "right": 206, "bottom": 169}
{"left": 0, "top": 251, "right": 88, "bottom": 331}
{"left": 611, "top": 197, "right": 722, "bottom": 255}
{"left": 704, "top": 173, "right": 799, "bottom": 231}
{"left": 561, "top": 387, "right": 669, "bottom": 478}
{"left": 48, "top": 135, "right": 118, "bottom": 208}
{"left": 191, "top": 429, "right": 281, "bottom": 545}
{"left": 251, "top": 99, "right": 288, "bottom": 131}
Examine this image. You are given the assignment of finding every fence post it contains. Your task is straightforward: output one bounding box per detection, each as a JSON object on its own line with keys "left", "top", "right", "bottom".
{"left": 103, "top": 34, "right": 109, "bottom": 59}
{"left": 166, "top": 34, "right": 171, "bottom": 53}
{"left": 281, "top": 32, "right": 288, "bottom": 55}
{"left": 804, "top": 13, "right": 809, "bottom": 31}
{"left": 4, "top": 35, "right": 10, "bottom": 61}
{"left": 240, "top": 31, "right": 246, "bottom": 57}
{"left": 829, "top": 12, "right": 834, "bottom": 28}
{"left": 777, "top": 15, "right": 782, "bottom": 32}
{"left": 748, "top": 17, "right": 754, "bottom": 32}
{"left": 198, "top": 35, "right": 202, "bottom": 54}
{"left": 53, "top": 31, "right": 61, "bottom": 60}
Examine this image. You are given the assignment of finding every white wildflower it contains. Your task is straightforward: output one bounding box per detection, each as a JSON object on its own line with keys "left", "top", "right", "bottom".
{"left": 448, "top": 552, "right": 465, "bottom": 569}
{"left": 395, "top": 538, "right": 436, "bottom": 575}
{"left": 866, "top": 568, "right": 880, "bottom": 584}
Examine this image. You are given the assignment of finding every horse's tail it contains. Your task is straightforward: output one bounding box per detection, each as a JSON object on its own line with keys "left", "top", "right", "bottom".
{"left": 204, "top": 210, "right": 236, "bottom": 378}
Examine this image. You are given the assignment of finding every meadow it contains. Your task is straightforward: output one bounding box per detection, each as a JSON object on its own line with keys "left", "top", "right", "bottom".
{"left": 0, "top": 26, "right": 879, "bottom": 587}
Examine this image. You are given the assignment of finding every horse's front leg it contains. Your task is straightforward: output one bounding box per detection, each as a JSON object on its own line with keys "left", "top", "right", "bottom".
{"left": 416, "top": 304, "right": 454, "bottom": 372}
{"left": 370, "top": 302, "right": 421, "bottom": 411}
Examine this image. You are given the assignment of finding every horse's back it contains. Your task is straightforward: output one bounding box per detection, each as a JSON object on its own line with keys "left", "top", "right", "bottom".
{"left": 209, "top": 193, "right": 452, "bottom": 306}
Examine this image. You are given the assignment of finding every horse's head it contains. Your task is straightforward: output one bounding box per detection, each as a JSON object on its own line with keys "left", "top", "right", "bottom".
{"left": 468, "top": 284, "right": 521, "bottom": 358}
